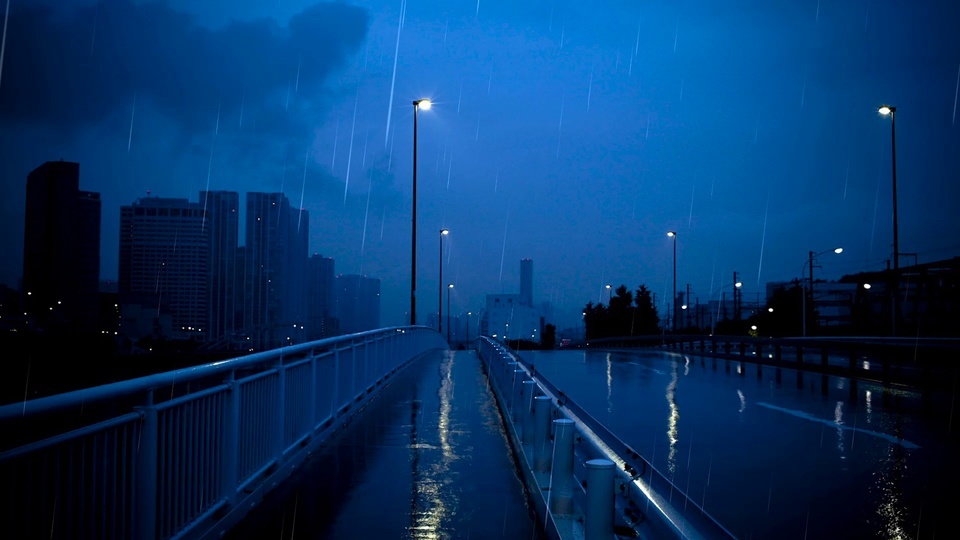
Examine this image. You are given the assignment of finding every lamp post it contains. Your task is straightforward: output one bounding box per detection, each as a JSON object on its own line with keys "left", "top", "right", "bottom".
{"left": 802, "top": 247, "right": 843, "bottom": 337}
{"left": 438, "top": 228, "right": 449, "bottom": 333}
{"left": 410, "top": 98, "right": 432, "bottom": 325}
{"left": 878, "top": 105, "right": 899, "bottom": 336}
{"left": 466, "top": 311, "right": 472, "bottom": 345}
{"left": 667, "top": 231, "right": 677, "bottom": 331}
{"left": 447, "top": 284, "right": 454, "bottom": 343}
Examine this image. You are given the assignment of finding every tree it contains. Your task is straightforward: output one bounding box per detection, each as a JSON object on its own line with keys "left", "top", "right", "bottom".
{"left": 541, "top": 323, "right": 557, "bottom": 350}
{"left": 633, "top": 285, "right": 660, "bottom": 334}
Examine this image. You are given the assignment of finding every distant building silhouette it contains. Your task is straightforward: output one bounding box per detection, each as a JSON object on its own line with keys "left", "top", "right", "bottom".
{"left": 306, "top": 254, "right": 336, "bottom": 340}
{"left": 201, "top": 191, "right": 241, "bottom": 346}
{"left": 119, "top": 196, "right": 209, "bottom": 341}
{"left": 482, "top": 259, "right": 541, "bottom": 341}
{"left": 22, "top": 161, "right": 101, "bottom": 334}
{"left": 335, "top": 274, "right": 380, "bottom": 334}
{"left": 243, "top": 193, "right": 308, "bottom": 349}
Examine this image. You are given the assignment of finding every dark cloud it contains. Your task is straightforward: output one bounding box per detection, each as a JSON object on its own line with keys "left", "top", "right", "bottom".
{"left": 0, "top": 0, "right": 369, "bottom": 134}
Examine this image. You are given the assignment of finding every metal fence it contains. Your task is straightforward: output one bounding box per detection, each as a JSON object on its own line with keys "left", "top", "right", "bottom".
{"left": 478, "top": 337, "right": 737, "bottom": 540}
{"left": 0, "top": 327, "right": 446, "bottom": 540}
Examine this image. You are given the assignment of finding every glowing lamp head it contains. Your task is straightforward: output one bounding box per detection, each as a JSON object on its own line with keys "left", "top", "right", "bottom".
{"left": 448, "top": 283, "right": 454, "bottom": 289}
{"left": 440, "top": 228, "right": 449, "bottom": 235}
{"left": 768, "top": 307, "right": 774, "bottom": 313}
{"left": 863, "top": 283, "right": 872, "bottom": 290}
{"left": 605, "top": 284, "right": 612, "bottom": 290}
{"left": 878, "top": 105, "right": 894, "bottom": 115}
{"left": 834, "top": 247, "right": 843, "bottom": 254}
{"left": 416, "top": 99, "right": 432, "bottom": 110}
{"left": 667, "top": 231, "right": 676, "bottom": 238}
{"left": 735, "top": 281, "right": 743, "bottom": 288}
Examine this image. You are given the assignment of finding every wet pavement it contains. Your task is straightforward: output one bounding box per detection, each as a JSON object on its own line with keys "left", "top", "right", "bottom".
{"left": 225, "top": 349, "right": 546, "bottom": 539}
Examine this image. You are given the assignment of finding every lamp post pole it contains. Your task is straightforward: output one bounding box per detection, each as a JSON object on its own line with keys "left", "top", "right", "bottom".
{"left": 667, "top": 231, "right": 677, "bottom": 331}
{"left": 439, "top": 228, "right": 448, "bottom": 333}
{"left": 447, "top": 284, "right": 454, "bottom": 343}
{"left": 879, "top": 105, "right": 899, "bottom": 336}
{"left": 411, "top": 99, "right": 432, "bottom": 325}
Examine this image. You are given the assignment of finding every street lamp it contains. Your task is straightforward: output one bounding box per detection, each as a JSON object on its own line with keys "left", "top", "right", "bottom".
{"left": 439, "top": 228, "right": 449, "bottom": 333}
{"left": 410, "top": 98, "right": 432, "bottom": 325}
{"left": 667, "top": 231, "right": 677, "bottom": 331}
{"left": 604, "top": 283, "right": 612, "bottom": 304}
{"left": 878, "top": 104, "right": 899, "bottom": 336}
{"left": 447, "top": 284, "right": 454, "bottom": 344}
{"left": 802, "top": 247, "right": 843, "bottom": 337}
{"left": 710, "top": 279, "right": 742, "bottom": 334}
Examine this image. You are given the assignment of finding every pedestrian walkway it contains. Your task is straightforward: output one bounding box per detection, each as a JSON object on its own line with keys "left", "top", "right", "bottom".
{"left": 224, "top": 349, "right": 545, "bottom": 539}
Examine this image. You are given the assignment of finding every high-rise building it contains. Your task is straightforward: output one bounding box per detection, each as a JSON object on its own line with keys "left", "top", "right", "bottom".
{"left": 243, "top": 193, "right": 308, "bottom": 349}
{"left": 200, "top": 191, "right": 241, "bottom": 345}
{"left": 119, "top": 196, "right": 208, "bottom": 340}
{"left": 335, "top": 274, "right": 380, "bottom": 334}
{"left": 306, "top": 254, "right": 336, "bottom": 340}
{"left": 22, "top": 161, "right": 101, "bottom": 334}
{"left": 520, "top": 258, "right": 533, "bottom": 306}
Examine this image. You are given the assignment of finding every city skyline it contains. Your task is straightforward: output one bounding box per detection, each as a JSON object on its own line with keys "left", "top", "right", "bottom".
{"left": 2, "top": 0, "right": 959, "bottom": 330}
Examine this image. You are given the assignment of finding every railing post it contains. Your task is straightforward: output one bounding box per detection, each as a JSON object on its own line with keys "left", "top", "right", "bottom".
{"left": 797, "top": 346, "right": 804, "bottom": 366}
{"left": 221, "top": 371, "right": 239, "bottom": 509}
{"left": 585, "top": 459, "right": 615, "bottom": 540}
{"left": 521, "top": 380, "right": 537, "bottom": 445}
{"left": 135, "top": 390, "right": 158, "bottom": 540}
{"left": 274, "top": 356, "right": 286, "bottom": 456}
{"left": 512, "top": 369, "right": 526, "bottom": 422}
{"left": 550, "top": 419, "right": 576, "bottom": 515}
{"left": 533, "top": 396, "right": 553, "bottom": 473}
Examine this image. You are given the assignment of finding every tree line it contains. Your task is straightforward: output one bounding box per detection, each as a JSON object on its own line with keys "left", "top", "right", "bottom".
{"left": 583, "top": 285, "right": 660, "bottom": 339}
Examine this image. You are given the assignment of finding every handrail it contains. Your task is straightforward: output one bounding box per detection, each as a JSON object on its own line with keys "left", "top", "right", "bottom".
{"left": 2, "top": 326, "right": 446, "bottom": 540}
{"left": 0, "top": 326, "right": 432, "bottom": 418}
{"left": 477, "top": 337, "right": 736, "bottom": 539}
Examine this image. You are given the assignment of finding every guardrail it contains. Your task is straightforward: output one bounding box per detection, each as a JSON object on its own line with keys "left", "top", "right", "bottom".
{"left": 584, "top": 334, "right": 960, "bottom": 392}
{"left": 0, "top": 326, "right": 446, "bottom": 540}
{"left": 477, "top": 337, "right": 737, "bottom": 540}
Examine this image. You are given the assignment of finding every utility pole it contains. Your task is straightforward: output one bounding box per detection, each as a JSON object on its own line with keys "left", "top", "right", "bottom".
{"left": 733, "top": 271, "right": 741, "bottom": 321}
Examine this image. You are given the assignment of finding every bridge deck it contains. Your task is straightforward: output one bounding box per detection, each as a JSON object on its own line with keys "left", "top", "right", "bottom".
{"left": 224, "top": 349, "right": 545, "bottom": 539}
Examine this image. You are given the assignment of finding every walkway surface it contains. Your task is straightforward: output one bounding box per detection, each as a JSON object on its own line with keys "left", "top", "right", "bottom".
{"left": 224, "top": 349, "right": 546, "bottom": 539}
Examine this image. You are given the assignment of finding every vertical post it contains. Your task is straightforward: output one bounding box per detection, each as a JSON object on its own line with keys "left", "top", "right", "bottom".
{"left": 521, "top": 380, "right": 537, "bottom": 445}
{"left": 439, "top": 232, "right": 443, "bottom": 334}
{"left": 673, "top": 235, "right": 677, "bottom": 331}
{"left": 221, "top": 371, "right": 239, "bottom": 509}
{"left": 585, "top": 459, "right": 615, "bottom": 540}
{"left": 411, "top": 102, "right": 419, "bottom": 325}
{"left": 447, "top": 285, "right": 452, "bottom": 344}
{"left": 808, "top": 250, "right": 815, "bottom": 336}
{"left": 550, "top": 419, "right": 576, "bottom": 515}
{"left": 135, "top": 391, "right": 158, "bottom": 540}
{"left": 890, "top": 109, "right": 899, "bottom": 337}
{"left": 533, "top": 396, "right": 553, "bottom": 473}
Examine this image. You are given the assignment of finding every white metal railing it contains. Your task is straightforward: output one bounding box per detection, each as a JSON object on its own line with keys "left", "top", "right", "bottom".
{"left": 0, "top": 326, "right": 446, "bottom": 540}
{"left": 478, "top": 337, "right": 737, "bottom": 540}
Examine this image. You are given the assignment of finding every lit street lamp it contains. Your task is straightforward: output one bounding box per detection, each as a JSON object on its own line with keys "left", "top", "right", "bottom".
{"left": 447, "top": 284, "right": 454, "bottom": 344}
{"left": 878, "top": 104, "right": 899, "bottom": 336}
{"left": 439, "top": 228, "right": 449, "bottom": 333}
{"left": 802, "top": 247, "right": 843, "bottom": 337}
{"left": 410, "top": 98, "right": 432, "bottom": 325}
{"left": 667, "top": 231, "right": 677, "bottom": 331}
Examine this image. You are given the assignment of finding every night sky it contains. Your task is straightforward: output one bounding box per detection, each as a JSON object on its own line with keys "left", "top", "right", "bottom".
{"left": 1, "top": 0, "right": 958, "bottom": 330}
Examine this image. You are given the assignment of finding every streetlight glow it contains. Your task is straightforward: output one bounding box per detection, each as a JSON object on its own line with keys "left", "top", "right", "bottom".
{"left": 735, "top": 281, "right": 743, "bottom": 288}
{"left": 864, "top": 283, "right": 872, "bottom": 290}
{"left": 667, "top": 231, "right": 676, "bottom": 237}
{"left": 417, "top": 99, "right": 432, "bottom": 110}
{"left": 878, "top": 105, "right": 893, "bottom": 115}
{"left": 834, "top": 247, "right": 843, "bottom": 254}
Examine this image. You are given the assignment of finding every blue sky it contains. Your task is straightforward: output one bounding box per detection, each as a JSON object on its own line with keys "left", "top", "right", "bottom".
{"left": 1, "top": 0, "right": 958, "bottom": 330}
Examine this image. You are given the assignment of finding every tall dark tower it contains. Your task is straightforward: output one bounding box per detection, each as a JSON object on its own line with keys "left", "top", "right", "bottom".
{"left": 22, "top": 161, "right": 101, "bottom": 334}
{"left": 520, "top": 258, "right": 533, "bottom": 306}
{"left": 200, "top": 191, "right": 240, "bottom": 345}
